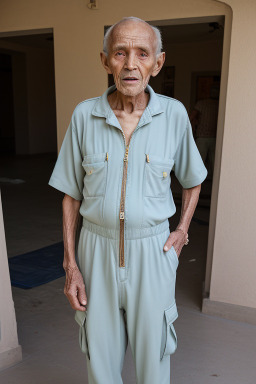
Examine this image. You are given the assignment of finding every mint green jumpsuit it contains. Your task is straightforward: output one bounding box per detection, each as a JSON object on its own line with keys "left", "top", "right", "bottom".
{"left": 48, "top": 84, "right": 208, "bottom": 384}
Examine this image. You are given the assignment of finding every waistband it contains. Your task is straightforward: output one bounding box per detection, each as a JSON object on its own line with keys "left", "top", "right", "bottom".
{"left": 82, "top": 217, "right": 170, "bottom": 240}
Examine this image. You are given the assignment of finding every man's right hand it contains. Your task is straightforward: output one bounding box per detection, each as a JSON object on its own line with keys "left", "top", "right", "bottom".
{"left": 63, "top": 265, "right": 87, "bottom": 311}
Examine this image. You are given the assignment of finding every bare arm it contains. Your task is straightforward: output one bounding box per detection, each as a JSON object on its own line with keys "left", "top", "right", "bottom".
{"left": 163, "top": 184, "right": 201, "bottom": 257}
{"left": 62, "top": 194, "right": 87, "bottom": 311}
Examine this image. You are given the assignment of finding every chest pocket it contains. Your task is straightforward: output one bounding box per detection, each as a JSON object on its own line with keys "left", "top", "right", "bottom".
{"left": 144, "top": 154, "right": 174, "bottom": 198}
{"left": 82, "top": 152, "right": 108, "bottom": 197}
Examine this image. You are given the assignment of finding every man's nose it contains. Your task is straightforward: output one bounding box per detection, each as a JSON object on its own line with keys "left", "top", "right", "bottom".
{"left": 124, "top": 53, "right": 137, "bottom": 70}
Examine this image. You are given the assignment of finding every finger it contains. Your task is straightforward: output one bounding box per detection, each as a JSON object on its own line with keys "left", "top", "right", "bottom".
{"left": 71, "top": 295, "right": 87, "bottom": 311}
{"left": 174, "top": 241, "right": 185, "bottom": 258}
{"left": 164, "top": 239, "right": 173, "bottom": 252}
{"left": 173, "top": 244, "right": 180, "bottom": 258}
{"left": 77, "top": 284, "right": 87, "bottom": 306}
{"left": 66, "top": 286, "right": 86, "bottom": 311}
{"left": 163, "top": 233, "right": 175, "bottom": 252}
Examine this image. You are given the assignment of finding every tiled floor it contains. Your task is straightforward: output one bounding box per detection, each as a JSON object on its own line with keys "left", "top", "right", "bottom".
{"left": 0, "top": 153, "right": 255, "bottom": 383}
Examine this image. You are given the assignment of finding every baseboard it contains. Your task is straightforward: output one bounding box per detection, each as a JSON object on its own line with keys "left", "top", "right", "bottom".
{"left": 0, "top": 345, "right": 22, "bottom": 371}
{"left": 202, "top": 298, "right": 256, "bottom": 326}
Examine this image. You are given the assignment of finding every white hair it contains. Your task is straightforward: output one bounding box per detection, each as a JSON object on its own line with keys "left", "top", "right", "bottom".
{"left": 103, "top": 17, "right": 163, "bottom": 57}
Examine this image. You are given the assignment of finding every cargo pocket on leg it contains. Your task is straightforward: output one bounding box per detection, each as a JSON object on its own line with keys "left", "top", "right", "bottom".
{"left": 160, "top": 302, "right": 178, "bottom": 360}
{"left": 75, "top": 310, "right": 90, "bottom": 360}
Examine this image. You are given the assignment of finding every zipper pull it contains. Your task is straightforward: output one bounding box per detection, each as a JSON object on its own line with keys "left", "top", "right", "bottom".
{"left": 124, "top": 147, "right": 129, "bottom": 162}
{"left": 146, "top": 154, "right": 150, "bottom": 163}
{"left": 106, "top": 152, "right": 108, "bottom": 161}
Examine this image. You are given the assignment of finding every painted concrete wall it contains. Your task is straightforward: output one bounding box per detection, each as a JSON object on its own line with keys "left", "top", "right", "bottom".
{"left": 0, "top": 191, "right": 22, "bottom": 369}
{"left": 206, "top": 0, "right": 256, "bottom": 308}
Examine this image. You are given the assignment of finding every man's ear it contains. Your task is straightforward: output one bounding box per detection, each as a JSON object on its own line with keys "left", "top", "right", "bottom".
{"left": 100, "top": 52, "right": 112, "bottom": 75}
{"left": 151, "top": 52, "right": 166, "bottom": 77}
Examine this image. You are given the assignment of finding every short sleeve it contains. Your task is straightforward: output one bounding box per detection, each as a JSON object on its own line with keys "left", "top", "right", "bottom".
{"left": 48, "top": 122, "right": 85, "bottom": 200}
{"left": 173, "top": 116, "right": 208, "bottom": 188}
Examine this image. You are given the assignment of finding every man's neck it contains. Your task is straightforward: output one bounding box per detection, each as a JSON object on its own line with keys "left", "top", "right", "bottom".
{"left": 108, "top": 89, "right": 149, "bottom": 114}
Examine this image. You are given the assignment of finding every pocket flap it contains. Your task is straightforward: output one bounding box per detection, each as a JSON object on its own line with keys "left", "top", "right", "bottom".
{"left": 74, "top": 309, "right": 87, "bottom": 326}
{"left": 164, "top": 302, "right": 178, "bottom": 324}
{"left": 82, "top": 152, "right": 107, "bottom": 165}
{"left": 145, "top": 154, "right": 174, "bottom": 169}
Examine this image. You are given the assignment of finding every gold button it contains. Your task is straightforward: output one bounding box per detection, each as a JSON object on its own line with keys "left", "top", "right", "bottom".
{"left": 88, "top": 169, "right": 93, "bottom": 174}
{"left": 163, "top": 171, "right": 167, "bottom": 178}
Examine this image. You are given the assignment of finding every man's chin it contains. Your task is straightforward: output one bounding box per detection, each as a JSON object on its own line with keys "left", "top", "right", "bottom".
{"left": 117, "top": 84, "right": 147, "bottom": 97}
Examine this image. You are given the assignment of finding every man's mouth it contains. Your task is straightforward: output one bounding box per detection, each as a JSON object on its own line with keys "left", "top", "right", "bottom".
{"left": 122, "top": 77, "right": 139, "bottom": 83}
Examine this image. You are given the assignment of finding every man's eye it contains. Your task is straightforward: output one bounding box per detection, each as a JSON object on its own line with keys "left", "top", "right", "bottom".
{"left": 140, "top": 53, "right": 148, "bottom": 57}
{"left": 116, "top": 52, "right": 125, "bottom": 56}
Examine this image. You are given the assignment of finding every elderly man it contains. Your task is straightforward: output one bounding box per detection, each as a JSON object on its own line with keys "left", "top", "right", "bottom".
{"left": 48, "top": 16, "right": 207, "bottom": 384}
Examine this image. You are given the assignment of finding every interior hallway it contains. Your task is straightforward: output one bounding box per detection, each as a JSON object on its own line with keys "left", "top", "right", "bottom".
{"left": 0, "top": 153, "right": 255, "bottom": 383}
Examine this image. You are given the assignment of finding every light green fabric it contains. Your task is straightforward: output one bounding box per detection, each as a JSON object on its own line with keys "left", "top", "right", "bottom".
{"left": 48, "top": 84, "right": 207, "bottom": 383}
{"left": 75, "top": 219, "right": 179, "bottom": 383}
{"left": 48, "top": 84, "right": 207, "bottom": 228}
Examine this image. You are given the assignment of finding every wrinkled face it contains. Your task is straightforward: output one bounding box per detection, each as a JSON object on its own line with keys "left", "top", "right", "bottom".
{"left": 101, "top": 21, "right": 165, "bottom": 97}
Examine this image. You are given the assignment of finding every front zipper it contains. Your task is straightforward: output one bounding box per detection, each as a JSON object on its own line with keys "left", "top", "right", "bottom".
{"left": 118, "top": 113, "right": 145, "bottom": 267}
{"left": 119, "top": 130, "right": 136, "bottom": 268}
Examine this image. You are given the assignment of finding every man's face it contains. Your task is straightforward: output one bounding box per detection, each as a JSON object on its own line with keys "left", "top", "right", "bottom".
{"left": 101, "top": 21, "right": 165, "bottom": 97}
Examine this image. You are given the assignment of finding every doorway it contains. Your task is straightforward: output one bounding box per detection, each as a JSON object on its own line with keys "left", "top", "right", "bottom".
{"left": 0, "top": 29, "right": 58, "bottom": 257}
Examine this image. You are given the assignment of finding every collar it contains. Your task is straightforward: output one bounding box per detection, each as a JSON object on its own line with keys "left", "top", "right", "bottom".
{"left": 91, "top": 84, "right": 165, "bottom": 129}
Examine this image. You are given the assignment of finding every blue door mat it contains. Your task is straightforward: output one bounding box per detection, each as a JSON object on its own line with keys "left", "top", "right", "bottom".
{"left": 8, "top": 242, "right": 65, "bottom": 289}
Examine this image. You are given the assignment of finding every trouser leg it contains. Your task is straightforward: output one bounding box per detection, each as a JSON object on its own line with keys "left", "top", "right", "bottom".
{"left": 75, "top": 220, "right": 179, "bottom": 384}
{"left": 124, "top": 228, "right": 179, "bottom": 384}
{"left": 76, "top": 227, "right": 128, "bottom": 384}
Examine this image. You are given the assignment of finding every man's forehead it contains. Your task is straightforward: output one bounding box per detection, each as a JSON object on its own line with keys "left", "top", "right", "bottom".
{"left": 112, "top": 34, "right": 153, "bottom": 48}
{"left": 110, "top": 21, "right": 156, "bottom": 49}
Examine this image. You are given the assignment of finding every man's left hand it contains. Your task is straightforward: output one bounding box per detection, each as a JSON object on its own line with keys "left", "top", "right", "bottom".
{"left": 163, "top": 229, "right": 187, "bottom": 259}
